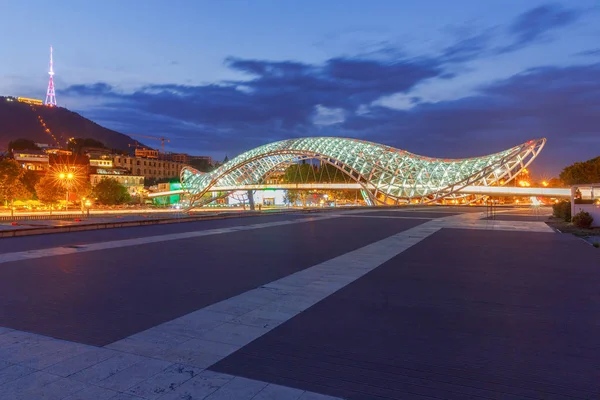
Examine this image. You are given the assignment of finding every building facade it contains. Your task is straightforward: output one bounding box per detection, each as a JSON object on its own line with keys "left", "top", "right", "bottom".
{"left": 89, "top": 168, "right": 144, "bottom": 195}
{"left": 134, "top": 148, "right": 159, "bottom": 159}
{"left": 13, "top": 150, "right": 49, "bottom": 172}
{"left": 112, "top": 155, "right": 185, "bottom": 180}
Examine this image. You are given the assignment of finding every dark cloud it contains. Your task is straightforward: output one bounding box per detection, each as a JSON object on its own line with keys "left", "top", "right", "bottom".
{"left": 499, "top": 3, "right": 580, "bottom": 53}
{"left": 434, "top": 4, "right": 580, "bottom": 64}
{"left": 227, "top": 58, "right": 310, "bottom": 76}
{"left": 576, "top": 48, "right": 600, "bottom": 57}
{"left": 440, "top": 29, "right": 496, "bottom": 63}
{"left": 63, "top": 82, "right": 115, "bottom": 96}
{"left": 225, "top": 56, "right": 443, "bottom": 114}
{"left": 64, "top": 54, "right": 443, "bottom": 133}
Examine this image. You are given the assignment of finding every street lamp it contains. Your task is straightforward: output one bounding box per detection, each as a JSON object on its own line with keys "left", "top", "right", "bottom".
{"left": 84, "top": 199, "right": 91, "bottom": 217}
{"left": 59, "top": 172, "right": 74, "bottom": 211}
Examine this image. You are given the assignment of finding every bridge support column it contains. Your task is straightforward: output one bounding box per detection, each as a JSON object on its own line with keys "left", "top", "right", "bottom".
{"left": 247, "top": 190, "right": 255, "bottom": 211}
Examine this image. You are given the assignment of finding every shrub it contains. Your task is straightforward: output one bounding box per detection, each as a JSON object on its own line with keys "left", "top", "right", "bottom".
{"left": 593, "top": 242, "right": 600, "bottom": 248}
{"left": 552, "top": 200, "right": 571, "bottom": 222}
{"left": 572, "top": 211, "right": 593, "bottom": 229}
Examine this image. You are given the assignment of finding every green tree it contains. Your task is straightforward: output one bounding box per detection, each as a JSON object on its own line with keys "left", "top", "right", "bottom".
{"left": 546, "top": 177, "right": 564, "bottom": 188}
{"left": 284, "top": 190, "right": 300, "bottom": 206}
{"left": 559, "top": 156, "right": 600, "bottom": 185}
{"left": 72, "top": 180, "right": 93, "bottom": 208}
{"left": 8, "top": 139, "right": 40, "bottom": 152}
{"left": 21, "top": 170, "right": 41, "bottom": 199}
{"left": 93, "top": 178, "right": 131, "bottom": 205}
{"left": 282, "top": 163, "right": 318, "bottom": 183}
{"left": 35, "top": 174, "right": 63, "bottom": 208}
{"left": 0, "top": 159, "right": 31, "bottom": 214}
{"left": 281, "top": 163, "right": 359, "bottom": 204}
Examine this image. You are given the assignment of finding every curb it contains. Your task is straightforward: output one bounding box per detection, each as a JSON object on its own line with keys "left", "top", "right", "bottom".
{"left": 0, "top": 209, "right": 330, "bottom": 238}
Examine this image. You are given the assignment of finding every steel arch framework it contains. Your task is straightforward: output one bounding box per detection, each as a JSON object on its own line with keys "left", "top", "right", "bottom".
{"left": 181, "top": 137, "right": 546, "bottom": 206}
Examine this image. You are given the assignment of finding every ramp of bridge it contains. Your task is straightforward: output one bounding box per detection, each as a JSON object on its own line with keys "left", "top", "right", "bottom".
{"left": 148, "top": 184, "right": 569, "bottom": 199}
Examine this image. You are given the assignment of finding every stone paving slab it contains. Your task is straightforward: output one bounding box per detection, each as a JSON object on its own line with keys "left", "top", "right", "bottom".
{"left": 211, "top": 227, "right": 600, "bottom": 399}
{"left": 0, "top": 215, "right": 425, "bottom": 345}
{"left": 0, "top": 328, "right": 342, "bottom": 399}
{"left": 353, "top": 210, "right": 460, "bottom": 218}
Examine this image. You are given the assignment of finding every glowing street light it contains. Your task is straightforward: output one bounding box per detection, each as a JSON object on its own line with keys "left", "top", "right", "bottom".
{"left": 84, "top": 198, "right": 92, "bottom": 217}
{"left": 58, "top": 171, "right": 75, "bottom": 211}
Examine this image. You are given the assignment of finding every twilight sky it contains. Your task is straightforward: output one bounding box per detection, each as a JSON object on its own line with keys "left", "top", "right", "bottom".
{"left": 1, "top": 0, "right": 599, "bottom": 176}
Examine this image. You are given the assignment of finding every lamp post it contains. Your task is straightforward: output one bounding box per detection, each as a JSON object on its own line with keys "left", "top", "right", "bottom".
{"left": 85, "top": 199, "right": 91, "bottom": 217}
{"left": 59, "top": 172, "right": 74, "bottom": 212}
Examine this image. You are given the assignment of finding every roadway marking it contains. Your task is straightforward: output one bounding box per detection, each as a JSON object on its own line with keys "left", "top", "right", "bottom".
{"left": 0, "top": 215, "right": 339, "bottom": 265}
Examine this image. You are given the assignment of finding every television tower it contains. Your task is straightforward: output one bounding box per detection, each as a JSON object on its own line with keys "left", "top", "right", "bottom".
{"left": 45, "top": 46, "right": 57, "bottom": 106}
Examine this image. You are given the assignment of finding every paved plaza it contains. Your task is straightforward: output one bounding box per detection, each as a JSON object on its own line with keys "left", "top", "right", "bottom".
{"left": 0, "top": 207, "right": 598, "bottom": 399}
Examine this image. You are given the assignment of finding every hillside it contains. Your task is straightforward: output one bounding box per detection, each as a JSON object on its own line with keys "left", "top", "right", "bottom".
{"left": 0, "top": 97, "right": 138, "bottom": 151}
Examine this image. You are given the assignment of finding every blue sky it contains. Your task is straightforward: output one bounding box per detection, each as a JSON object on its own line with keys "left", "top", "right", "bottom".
{"left": 1, "top": 0, "right": 599, "bottom": 176}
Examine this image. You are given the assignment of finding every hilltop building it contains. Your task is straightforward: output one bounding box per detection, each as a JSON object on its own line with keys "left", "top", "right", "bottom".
{"left": 86, "top": 153, "right": 143, "bottom": 195}
{"left": 13, "top": 150, "right": 49, "bottom": 172}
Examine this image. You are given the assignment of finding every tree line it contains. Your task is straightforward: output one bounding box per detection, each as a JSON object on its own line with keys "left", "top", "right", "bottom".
{"left": 0, "top": 157, "right": 131, "bottom": 212}
{"left": 559, "top": 156, "right": 600, "bottom": 186}
{"left": 281, "top": 163, "right": 360, "bottom": 205}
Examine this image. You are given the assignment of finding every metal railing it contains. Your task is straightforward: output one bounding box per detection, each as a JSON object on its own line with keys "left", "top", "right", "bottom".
{"left": 485, "top": 199, "right": 496, "bottom": 220}
{"left": 0, "top": 213, "right": 88, "bottom": 222}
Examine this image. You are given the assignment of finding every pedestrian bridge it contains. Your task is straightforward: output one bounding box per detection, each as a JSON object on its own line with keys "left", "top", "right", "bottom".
{"left": 178, "top": 137, "right": 550, "bottom": 206}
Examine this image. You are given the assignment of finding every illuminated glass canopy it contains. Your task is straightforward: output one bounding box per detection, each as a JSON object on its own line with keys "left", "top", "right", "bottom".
{"left": 181, "top": 137, "right": 545, "bottom": 205}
